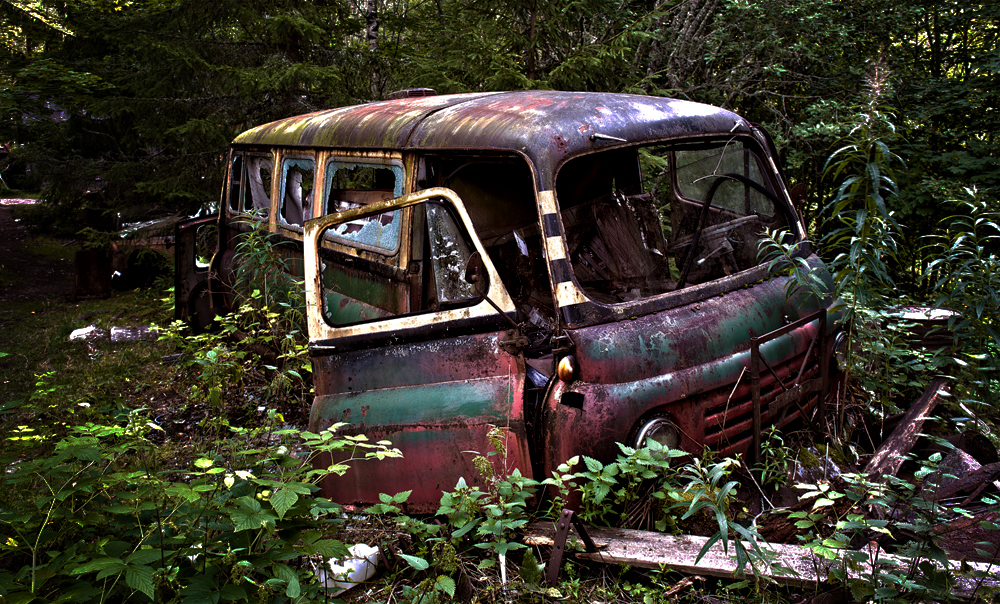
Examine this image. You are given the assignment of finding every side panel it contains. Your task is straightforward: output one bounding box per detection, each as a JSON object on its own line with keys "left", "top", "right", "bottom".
{"left": 542, "top": 267, "right": 830, "bottom": 475}
{"left": 310, "top": 333, "right": 529, "bottom": 513}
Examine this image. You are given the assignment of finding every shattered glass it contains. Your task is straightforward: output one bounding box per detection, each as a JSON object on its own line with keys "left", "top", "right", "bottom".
{"left": 280, "top": 158, "right": 315, "bottom": 227}
{"left": 557, "top": 138, "right": 789, "bottom": 304}
{"left": 427, "top": 203, "right": 478, "bottom": 303}
{"left": 323, "top": 162, "right": 404, "bottom": 253}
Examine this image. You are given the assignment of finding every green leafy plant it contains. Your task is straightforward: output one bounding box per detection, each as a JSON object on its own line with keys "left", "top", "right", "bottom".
{"left": 924, "top": 188, "right": 1000, "bottom": 418}
{"left": 157, "top": 218, "right": 314, "bottom": 417}
{"left": 362, "top": 426, "right": 544, "bottom": 602}
{"left": 820, "top": 62, "right": 905, "bottom": 404}
{"left": 569, "top": 439, "right": 685, "bottom": 530}
{"left": 755, "top": 426, "right": 791, "bottom": 490}
{"left": 784, "top": 453, "right": 999, "bottom": 603}
{"left": 231, "top": 217, "right": 306, "bottom": 332}
{"left": 925, "top": 196, "right": 1000, "bottom": 349}
{"left": 160, "top": 299, "right": 311, "bottom": 416}
{"left": 758, "top": 228, "right": 830, "bottom": 305}
{"left": 563, "top": 443, "right": 769, "bottom": 579}
{"left": 0, "top": 409, "right": 399, "bottom": 603}
{"left": 668, "top": 455, "right": 770, "bottom": 579}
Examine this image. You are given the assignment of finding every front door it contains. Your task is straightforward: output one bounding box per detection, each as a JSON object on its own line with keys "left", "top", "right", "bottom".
{"left": 303, "top": 188, "right": 531, "bottom": 513}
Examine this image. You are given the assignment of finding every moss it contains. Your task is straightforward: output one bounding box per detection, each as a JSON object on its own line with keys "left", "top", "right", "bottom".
{"left": 798, "top": 446, "right": 820, "bottom": 468}
{"left": 816, "top": 442, "right": 849, "bottom": 467}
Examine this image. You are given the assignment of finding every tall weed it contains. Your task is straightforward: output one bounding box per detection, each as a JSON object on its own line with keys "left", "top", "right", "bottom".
{"left": 232, "top": 218, "right": 305, "bottom": 333}
{"left": 820, "top": 58, "right": 907, "bottom": 406}
{"left": 924, "top": 188, "right": 1000, "bottom": 419}
{"left": 159, "top": 218, "right": 312, "bottom": 418}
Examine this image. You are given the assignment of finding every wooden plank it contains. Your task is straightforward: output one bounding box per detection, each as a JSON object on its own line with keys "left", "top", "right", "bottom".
{"left": 525, "top": 523, "right": 821, "bottom": 586}
{"left": 864, "top": 377, "right": 949, "bottom": 480}
{"left": 524, "top": 522, "right": 1000, "bottom": 597}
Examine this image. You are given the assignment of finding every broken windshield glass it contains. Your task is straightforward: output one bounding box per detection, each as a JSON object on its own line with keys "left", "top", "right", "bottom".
{"left": 556, "top": 139, "right": 788, "bottom": 304}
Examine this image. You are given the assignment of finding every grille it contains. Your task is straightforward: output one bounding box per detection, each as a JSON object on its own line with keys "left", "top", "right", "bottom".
{"left": 703, "top": 349, "right": 821, "bottom": 456}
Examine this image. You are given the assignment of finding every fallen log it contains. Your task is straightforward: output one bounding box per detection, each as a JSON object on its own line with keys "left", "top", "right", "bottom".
{"left": 863, "top": 377, "right": 949, "bottom": 480}
{"left": 925, "top": 454, "right": 1000, "bottom": 503}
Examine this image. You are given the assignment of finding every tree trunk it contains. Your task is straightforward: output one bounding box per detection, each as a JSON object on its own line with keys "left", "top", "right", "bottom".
{"left": 366, "top": 0, "right": 380, "bottom": 98}
{"left": 366, "top": 0, "right": 379, "bottom": 53}
{"left": 526, "top": 0, "right": 537, "bottom": 82}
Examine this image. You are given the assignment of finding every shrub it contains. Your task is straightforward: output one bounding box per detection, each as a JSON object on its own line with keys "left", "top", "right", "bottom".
{"left": 0, "top": 409, "right": 399, "bottom": 603}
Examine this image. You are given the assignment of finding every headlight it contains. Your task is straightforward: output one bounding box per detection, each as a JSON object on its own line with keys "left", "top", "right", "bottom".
{"left": 833, "top": 331, "right": 849, "bottom": 372}
{"left": 634, "top": 417, "right": 679, "bottom": 451}
{"left": 557, "top": 355, "right": 577, "bottom": 382}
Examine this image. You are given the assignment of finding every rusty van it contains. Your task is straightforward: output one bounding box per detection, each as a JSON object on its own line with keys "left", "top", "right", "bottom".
{"left": 180, "top": 90, "right": 841, "bottom": 512}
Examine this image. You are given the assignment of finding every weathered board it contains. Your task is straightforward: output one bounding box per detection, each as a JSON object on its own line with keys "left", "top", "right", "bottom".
{"left": 525, "top": 523, "right": 822, "bottom": 587}
{"left": 524, "top": 522, "right": 1000, "bottom": 597}
{"left": 864, "top": 377, "right": 949, "bottom": 480}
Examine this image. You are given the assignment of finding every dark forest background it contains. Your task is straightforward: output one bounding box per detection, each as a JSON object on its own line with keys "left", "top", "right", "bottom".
{"left": 1, "top": 0, "right": 998, "bottom": 300}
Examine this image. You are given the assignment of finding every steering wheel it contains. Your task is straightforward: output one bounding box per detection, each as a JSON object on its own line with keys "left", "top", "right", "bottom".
{"left": 674, "top": 173, "right": 782, "bottom": 290}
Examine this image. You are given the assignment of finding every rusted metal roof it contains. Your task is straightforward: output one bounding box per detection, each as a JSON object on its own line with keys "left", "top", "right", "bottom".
{"left": 233, "top": 92, "right": 497, "bottom": 150}
{"left": 233, "top": 91, "right": 748, "bottom": 176}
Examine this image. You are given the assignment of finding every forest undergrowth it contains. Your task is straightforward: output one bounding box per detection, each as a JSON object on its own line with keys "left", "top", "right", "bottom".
{"left": 2, "top": 71, "right": 1000, "bottom": 603}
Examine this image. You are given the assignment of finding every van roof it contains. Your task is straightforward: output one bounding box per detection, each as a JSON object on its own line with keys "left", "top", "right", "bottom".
{"left": 233, "top": 91, "right": 750, "bottom": 180}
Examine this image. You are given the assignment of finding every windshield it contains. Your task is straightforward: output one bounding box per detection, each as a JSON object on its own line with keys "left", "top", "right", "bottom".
{"left": 555, "top": 138, "right": 789, "bottom": 304}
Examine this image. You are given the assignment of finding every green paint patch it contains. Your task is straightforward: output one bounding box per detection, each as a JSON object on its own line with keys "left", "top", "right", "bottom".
{"left": 315, "top": 379, "right": 512, "bottom": 427}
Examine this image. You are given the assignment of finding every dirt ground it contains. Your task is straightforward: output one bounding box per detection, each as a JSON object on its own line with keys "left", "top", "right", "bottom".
{"left": 0, "top": 200, "right": 74, "bottom": 305}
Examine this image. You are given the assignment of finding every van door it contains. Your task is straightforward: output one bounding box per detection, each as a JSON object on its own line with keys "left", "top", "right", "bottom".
{"left": 303, "top": 188, "right": 532, "bottom": 513}
{"left": 174, "top": 214, "right": 219, "bottom": 329}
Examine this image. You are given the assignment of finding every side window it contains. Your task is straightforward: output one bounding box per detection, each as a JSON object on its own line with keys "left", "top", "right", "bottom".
{"left": 280, "top": 158, "right": 315, "bottom": 227}
{"left": 228, "top": 153, "right": 272, "bottom": 217}
{"left": 194, "top": 224, "right": 218, "bottom": 270}
{"left": 423, "top": 156, "right": 553, "bottom": 328}
{"left": 317, "top": 199, "right": 484, "bottom": 327}
{"left": 323, "top": 161, "right": 404, "bottom": 253}
{"left": 663, "top": 141, "right": 785, "bottom": 286}
{"left": 674, "top": 144, "right": 772, "bottom": 217}
{"left": 426, "top": 203, "right": 478, "bottom": 303}
{"left": 227, "top": 155, "right": 243, "bottom": 212}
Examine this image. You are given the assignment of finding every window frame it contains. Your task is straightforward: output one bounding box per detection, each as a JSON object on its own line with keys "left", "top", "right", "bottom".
{"left": 321, "top": 157, "right": 406, "bottom": 256}
{"left": 226, "top": 149, "right": 275, "bottom": 221}
{"left": 277, "top": 155, "right": 317, "bottom": 231}
{"left": 552, "top": 135, "right": 795, "bottom": 310}
{"left": 303, "top": 187, "right": 516, "bottom": 344}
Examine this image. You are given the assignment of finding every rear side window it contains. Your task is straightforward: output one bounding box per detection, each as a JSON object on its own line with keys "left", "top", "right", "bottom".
{"left": 323, "top": 161, "right": 404, "bottom": 254}
{"left": 280, "top": 158, "right": 316, "bottom": 228}
{"left": 228, "top": 152, "right": 273, "bottom": 218}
